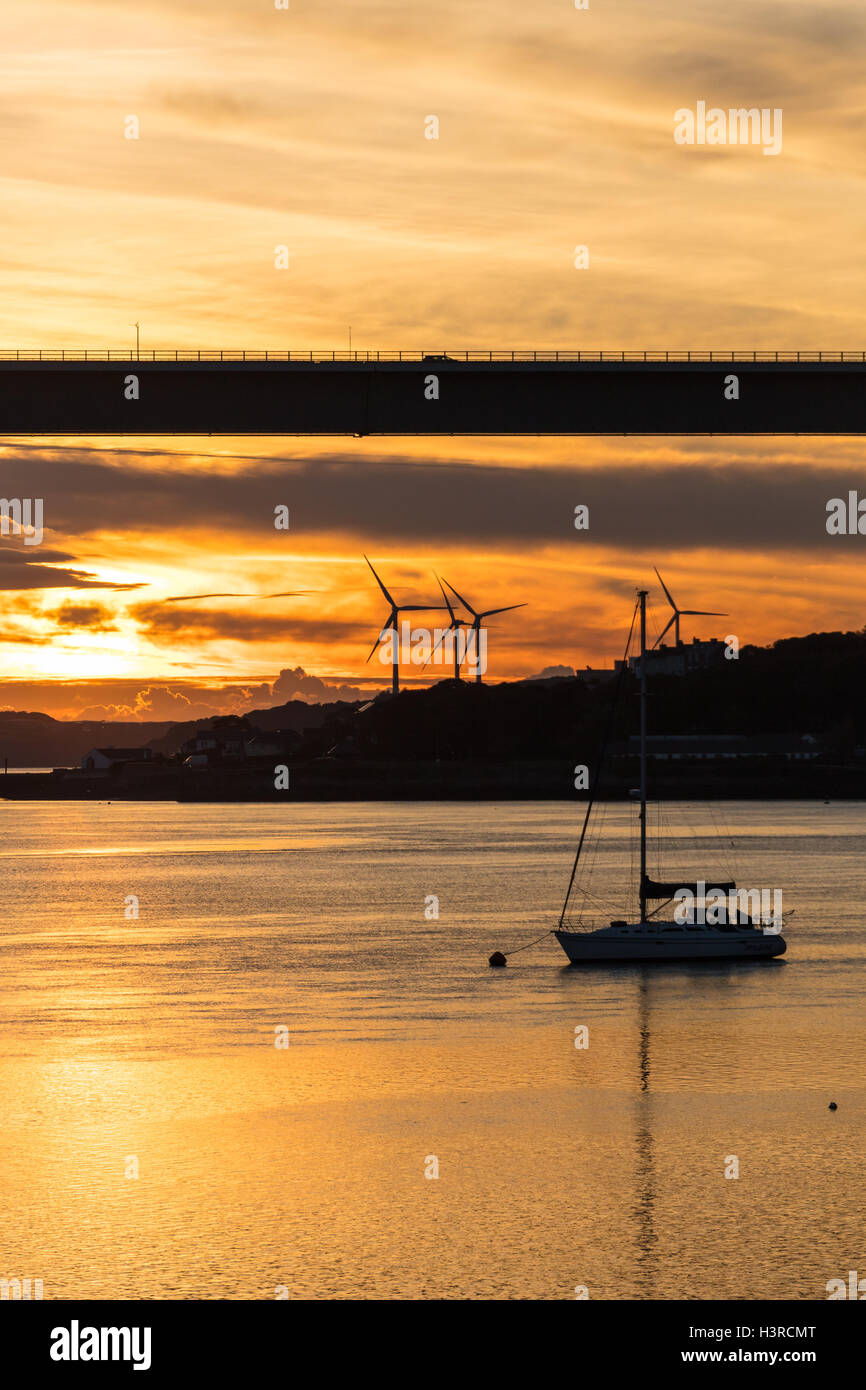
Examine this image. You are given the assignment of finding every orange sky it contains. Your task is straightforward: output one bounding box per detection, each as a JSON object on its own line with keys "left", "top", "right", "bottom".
{"left": 1, "top": 0, "right": 865, "bottom": 719}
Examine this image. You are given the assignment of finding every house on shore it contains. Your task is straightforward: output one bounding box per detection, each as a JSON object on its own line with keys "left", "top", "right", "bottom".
{"left": 81, "top": 747, "right": 154, "bottom": 772}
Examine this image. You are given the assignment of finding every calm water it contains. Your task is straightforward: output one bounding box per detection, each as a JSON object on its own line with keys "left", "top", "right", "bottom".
{"left": 0, "top": 799, "right": 863, "bottom": 1300}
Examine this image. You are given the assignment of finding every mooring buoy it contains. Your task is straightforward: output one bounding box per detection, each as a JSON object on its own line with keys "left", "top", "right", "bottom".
{"left": 829, "top": 1101, "right": 838, "bottom": 1111}
{"left": 488, "top": 951, "right": 507, "bottom": 968}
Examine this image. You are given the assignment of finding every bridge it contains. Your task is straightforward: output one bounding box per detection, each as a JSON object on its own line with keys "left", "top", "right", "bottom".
{"left": 1, "top": 349, "right": 865, "bottom": 434}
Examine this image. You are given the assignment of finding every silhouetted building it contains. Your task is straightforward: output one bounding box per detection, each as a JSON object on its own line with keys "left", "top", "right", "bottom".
{"left": 573, "top": 661, "right": 626, "bottom": 687}
{"left": 630, "top": 638, "right": 727, "bottom": 677}
{"left": 621, "top": 733, "right": 821, "bottom": 761}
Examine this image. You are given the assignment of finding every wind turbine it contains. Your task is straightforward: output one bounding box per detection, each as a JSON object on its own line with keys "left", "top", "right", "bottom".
{"left": 364, "top": 556, "right": 443, "bottom": 695}
{"left": 441, "top": 579, "right": 526, "bottom": 684}
{"left": 653, "top": 567, "right": 726, "bottom": 647}
{"left": 426, "top": 575, "right": 471, "bottom": 680}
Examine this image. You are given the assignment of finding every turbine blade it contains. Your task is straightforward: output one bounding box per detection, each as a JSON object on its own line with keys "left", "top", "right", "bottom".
{"left": 654, "top": 567, "right": 677, "bottom": 614}
{"left": 424, "top": 627, "right": 451, "bottom": 668}
{"left": 366, "top": 610, "right": 395, "bottom": 662}
{"left": 364, "top": 555, "right": 394, "bottom": 606}
{"left": 480, "top": 603, "right": 527, "bottom": 617}
{"left": 442, "top": 579, "right": 477, "bottom": 617}
{"left": 653, "top": 615, "right": 676, "bottom": 648}
{"left": 681, "top": 609, "right": 727, "bottom": 617}
{"left": 436, "top": 574, "right": 456, "bottom": 620}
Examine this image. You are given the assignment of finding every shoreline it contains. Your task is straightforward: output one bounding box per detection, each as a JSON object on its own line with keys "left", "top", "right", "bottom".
{"left": 1, "top": 762, "right": 864, "bottom": 801}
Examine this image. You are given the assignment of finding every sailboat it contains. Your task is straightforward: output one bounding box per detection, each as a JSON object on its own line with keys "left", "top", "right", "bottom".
{"left": 554, "top": 588, "right": 787, "bottom": 964}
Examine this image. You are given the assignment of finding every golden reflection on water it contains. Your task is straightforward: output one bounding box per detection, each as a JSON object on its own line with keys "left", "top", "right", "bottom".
{"left": 0, "top": 801, "right": 864, "bottom": 1299}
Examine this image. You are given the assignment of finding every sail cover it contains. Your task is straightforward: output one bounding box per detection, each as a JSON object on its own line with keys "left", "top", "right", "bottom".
{"left": 642, "top": 876, "right": 736, "bottom": 900}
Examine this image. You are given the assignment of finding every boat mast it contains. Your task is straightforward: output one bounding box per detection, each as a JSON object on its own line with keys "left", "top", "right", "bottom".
{"left": 556, "top": 597, "right": 640, "bottom": 932}
{"left": 639, "top": 588, "right": 648, "bottom": 923}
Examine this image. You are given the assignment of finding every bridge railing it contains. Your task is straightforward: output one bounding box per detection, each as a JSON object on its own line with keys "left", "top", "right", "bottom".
{"left": 0, "top": 349, "right": 864, "bottom": 363}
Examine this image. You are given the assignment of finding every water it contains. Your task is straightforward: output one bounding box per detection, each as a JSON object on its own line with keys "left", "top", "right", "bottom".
{"left": 0, "top": 800, "right": 863, "bottom": 1300}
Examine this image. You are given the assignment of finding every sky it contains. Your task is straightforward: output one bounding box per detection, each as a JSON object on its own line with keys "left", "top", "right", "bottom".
{"left": 1, "top": 0, "right": 866, "bottom": 719}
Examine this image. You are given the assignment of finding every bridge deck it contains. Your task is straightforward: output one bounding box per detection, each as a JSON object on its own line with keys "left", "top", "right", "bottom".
{"left": 0, "top": 351, "right": 863, "bottom": 433}
{"left": 2, "top": 348, "right": 865, "bottom": 363}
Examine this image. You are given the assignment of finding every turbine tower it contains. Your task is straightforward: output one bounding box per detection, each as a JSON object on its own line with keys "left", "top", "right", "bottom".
{"left": 426, "top": 575, "right": 471, "bottom": 680}
{"left": 653, "top": 567, "right": 726, "bottom": 648}
{"left": 364, "top": 556, "right": 442, "bottom": 695}
{"left": 441, "top": 579, "right": 526, "bottom": 684}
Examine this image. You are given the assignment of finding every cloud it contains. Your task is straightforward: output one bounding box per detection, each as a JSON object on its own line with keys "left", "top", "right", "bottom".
{"left": 1, "top": 447, "right": 860, "bottom": 554}
{"left": 271, "top": 667, "right": 374, "bottom": 704}
{"left": 129, "top": 685, "right": 219, "bottom": 720}
{"left": 129, "top": 600, "right": 362, "bottom": 646}
{"left": 165, "top": 592, "right": 261, "bottom": 602}
{"left": 164, "top": 590, "right": 312, "bottom": 602}
{"left": 70, "top": 671, "right": 367, "bottom": 719}
{"left": 6, "top": 0, "right": 866, "bottom": 354}
{"left": 0, "top": 541, "right": 146, "bottom": 591}
{"left": 0, "top": 628, "right": 53, "bottom": 646}
{"left": 73, "top": 681, "right": 273, "bottom": 721}
{"left": 51, "top": 601, "right": 119, "bottom": 631}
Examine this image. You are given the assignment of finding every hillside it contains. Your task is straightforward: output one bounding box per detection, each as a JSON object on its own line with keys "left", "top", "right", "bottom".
{"left": 0, "top": 710, "right": 174, "bottom": 768}
{"left": 2, "top": 628, "right": 866, "bottom": 790}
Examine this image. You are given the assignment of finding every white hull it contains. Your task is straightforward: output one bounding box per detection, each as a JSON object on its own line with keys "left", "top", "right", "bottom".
{"left": 555, "top": 925, "right": 786, "bottom": 963}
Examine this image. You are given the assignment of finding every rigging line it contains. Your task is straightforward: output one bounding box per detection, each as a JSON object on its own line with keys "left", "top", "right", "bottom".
{"left": 646, "top": 895, "right": 674, "bottom": 920}
{"left": 498, "top": 927, "right": 557, "bottom": 955}
{"left": 655, "top": 799, "right": 661, "bottom": 875}
{"left": 573, "top": 883, "right": 620, "bottom": 910}
{"left": 706, "top": 802, "right": 727, "bottom": 880}
{"left": 713, "top": 801, "right": 737, "bottom": 880}
{"left": 558, "top": 598, "right": 639, "bottom": 929}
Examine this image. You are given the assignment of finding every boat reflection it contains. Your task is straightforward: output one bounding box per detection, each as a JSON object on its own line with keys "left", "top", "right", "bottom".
{"left": 632, "top": 970, "right": 658, "bottom": 1292}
